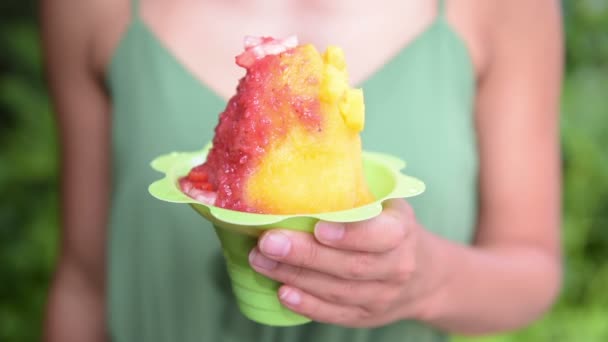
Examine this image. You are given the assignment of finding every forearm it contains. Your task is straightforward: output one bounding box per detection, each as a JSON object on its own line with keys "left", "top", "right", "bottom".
{"left": 44, "top": 262, "right": 108, "bottom": 342}
{"left": 416, "top": 229, "right": 561, "bottom": 335}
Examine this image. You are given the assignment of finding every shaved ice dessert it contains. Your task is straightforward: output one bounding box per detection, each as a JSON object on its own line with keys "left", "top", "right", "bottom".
{"left": 180, "top": 36, "right": 374, "bottom": 214}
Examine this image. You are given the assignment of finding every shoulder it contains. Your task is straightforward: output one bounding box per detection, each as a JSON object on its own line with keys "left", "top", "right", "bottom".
{"left": 483, "top": 0, "right": 563, "bottom": 77}
{"left": 41, "top": 0, "right": 131, "bottom": 84}
{"left": 490, "top": 0, "right": 562, "bottom": 24}
{"left": 488, "top": 0, "right": 563, "bottom": 44}
{"left": 445, "top": 0, "right": 562, "bottom": 80}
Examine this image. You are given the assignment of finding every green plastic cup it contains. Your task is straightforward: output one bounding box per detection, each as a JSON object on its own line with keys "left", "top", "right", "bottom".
{"left": 212, "top": 225, "right": 311, "bottom": 326}
{"left": 149, "top": 144, "right": 425, "bottom": 326}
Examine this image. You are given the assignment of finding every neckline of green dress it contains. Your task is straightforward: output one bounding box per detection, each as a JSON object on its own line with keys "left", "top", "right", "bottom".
{"left": 106, "top": 9, "right": 474, "bottom": 102}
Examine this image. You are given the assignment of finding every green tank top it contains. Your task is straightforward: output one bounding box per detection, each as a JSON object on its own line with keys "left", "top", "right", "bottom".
{"left": 106, "top": 0, "right": 477, "bottom": 341}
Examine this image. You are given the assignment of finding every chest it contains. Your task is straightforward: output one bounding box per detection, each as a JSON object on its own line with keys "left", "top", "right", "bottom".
{"left": 137, "top": 0, "right": 440, "bottom": 98}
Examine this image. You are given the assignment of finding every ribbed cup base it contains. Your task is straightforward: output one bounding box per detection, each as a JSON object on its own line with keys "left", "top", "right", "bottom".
{"left": 213, "top": 225, "right": 311, "bottom": 326}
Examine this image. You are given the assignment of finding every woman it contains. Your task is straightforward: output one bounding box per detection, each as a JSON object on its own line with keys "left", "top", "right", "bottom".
{"left": 41, "top": 0, "right": 563, "bottom": 341}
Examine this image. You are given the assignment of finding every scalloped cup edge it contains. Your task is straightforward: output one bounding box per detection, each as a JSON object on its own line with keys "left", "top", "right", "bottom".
{"left": 148, "top": 148, "right": 425, "bottom": 230}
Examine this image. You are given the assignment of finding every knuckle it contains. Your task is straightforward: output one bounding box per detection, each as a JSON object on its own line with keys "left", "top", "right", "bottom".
{"left": 394, "top": 258, "right": 415, "bottom": 282}
{"left": 347, "top": 253, "right": 374, "bottom": 279}
{"left": 355, "top": 305, "right": 374, "bottom": 322}
{"left": 393, "top": 220, "right": 408, "bottom": 241}
{"left": 379, "top": 293, "right": 393, "bottom": 311}
{"left": 299, "top": 238, "right": 320, "bottom": 268}
{"left": 298, "top": 303, "right": 313, "bottom": 318}
{"left": 325, "top": 288, "right": 343, "bottom": 303}
{"left": 297, "top": 294, "right": 318, "bottom": 318}
{"left": 367, "top": 295, "right": 388, "bottom": 313}
{"left": 385, "top": 232, "right": 405, "bottom": 251}
{"left": 327, "top": 282, "right": 355, "bottom": 303}
{"left": 362, "top": 286, "right": 396, "bottom": 315}
{"left": 382, "top": 287, "right": 400, "bottom": 306}
{"left": 284, "top": 265, "right": 306, "bottom": 286}
{"left": 386, "top": 214, "right": 407, "bottom": 240}
{"left": 333, "top": 308, "right": 355, "bottom": 325}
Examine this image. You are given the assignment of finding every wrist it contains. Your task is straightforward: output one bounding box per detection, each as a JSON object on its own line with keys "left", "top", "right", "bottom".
{"left": 409, "top": 228, "right": 455, "bottom": 323}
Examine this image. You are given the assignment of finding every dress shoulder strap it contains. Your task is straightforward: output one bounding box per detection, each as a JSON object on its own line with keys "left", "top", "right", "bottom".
{"left": 438, "top": 0, "right": 446, "bottom": 17}
{"left": 130, "top": 0, "right": 140, "bottom": 20}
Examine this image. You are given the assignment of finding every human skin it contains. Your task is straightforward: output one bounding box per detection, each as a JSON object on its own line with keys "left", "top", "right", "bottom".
{"left": 41, "top": 0, "right": 562, "bottom": 340}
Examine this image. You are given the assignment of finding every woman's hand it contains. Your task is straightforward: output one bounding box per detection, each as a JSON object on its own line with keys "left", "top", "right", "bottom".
{"left": 248, "top": 199, "right": 440, "bottom": 327}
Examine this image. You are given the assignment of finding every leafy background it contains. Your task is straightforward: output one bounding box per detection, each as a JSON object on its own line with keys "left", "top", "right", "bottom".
{"left": 0, "top": 0, "right": 606, "bottom": 341}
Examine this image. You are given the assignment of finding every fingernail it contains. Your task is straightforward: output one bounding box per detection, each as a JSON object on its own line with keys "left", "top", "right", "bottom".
{"left": 279, "top": 287, "right": 301, "bottom": 305}
{"left": 260, "top": 232, "right": 291, "bottom": 257}
{"left": 249, "top": 249, "right": 277, "bottom": 270}
{"left": 315, "top": 222, "right": 345, "bottom": 241}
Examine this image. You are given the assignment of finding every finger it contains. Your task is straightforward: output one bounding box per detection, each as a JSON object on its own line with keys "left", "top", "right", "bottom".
{"left": 314, "top": 199, "right": 413, "bottom": 253}
{"left": 249, "top": 248, "right": 381, "bottom": 306}
{"left": 277, "top": 285, "right": 370, "bottom": 326}
{"left": 257, "top": 230, "right": 393, "bottom": 280}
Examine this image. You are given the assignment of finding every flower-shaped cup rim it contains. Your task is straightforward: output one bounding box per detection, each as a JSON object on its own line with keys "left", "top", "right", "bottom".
{"left": 148, "top": 143, "right": 425, "bottom": 228}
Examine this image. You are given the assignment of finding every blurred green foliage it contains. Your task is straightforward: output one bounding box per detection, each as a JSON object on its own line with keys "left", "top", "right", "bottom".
{"left": 0, "top": 0, "right": 607, "bottom": 341}
{"left": 1, "top": 2, "right": 59, "bottom": 341}
{"left": 563, "top": 0, "right": 608, "bottom": 70}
